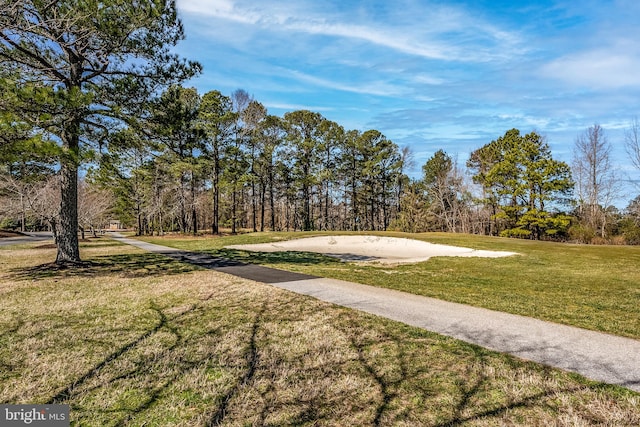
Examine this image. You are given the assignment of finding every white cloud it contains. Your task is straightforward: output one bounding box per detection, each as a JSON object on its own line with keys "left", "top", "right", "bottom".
{"left": 265, "top": 102, "right": 334, "bottom": 112}
{"left": 412, "top": 73, "right": 446, "bottom": 86}
{"left": 178, "top": 0, "right": 236, "bottom": 17}
{"left": 542, "top": 49, "right": 640, "bottom": 89}
{"left": 285, "top": 20, "right": 453, "bottom": 60}
{"left": 177, "top": 0, "right": 522, "bottom": 62}
{"left": 286, "top": 69, "right": 406, "bottom": 97}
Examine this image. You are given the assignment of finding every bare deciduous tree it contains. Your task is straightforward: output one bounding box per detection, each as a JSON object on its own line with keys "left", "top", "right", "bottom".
{"left": 0, "top": 174, "right": 31, "bottom": 232}
{"left": 625, "top": 117, "right": 640, "bottom": 189}
{"left": 78, "top": 181, "right": 114, "bottom": 239}
{"left": 573, "top": 124, "right": 620, "bottom": 238}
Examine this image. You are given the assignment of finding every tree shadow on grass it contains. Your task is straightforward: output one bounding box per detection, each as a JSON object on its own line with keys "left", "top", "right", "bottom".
{"left": 207, "top": 248, "right": 343, "bottom": 267}
{"left": 8, "top": 246, "right": 336, "bottom": 284}
{"left": 333, "top": 314, "right": 625, "bottom": 426}
{"left": 47, "top": 303, "right": 169, "bottom": 405}
{"left": 206, "top": 301, "right": 265, "bottom": 426}
{"left": 45, "top": 300, "right": 220, "bottom": 425}
{"left": 335, "top": 317, "right": 409, "bottom": 427}
{"left": 64, "top": 296, "right": 275, "bottom": 426}
{"left": 9, "top": 252, "right": 201, "bottom": 281}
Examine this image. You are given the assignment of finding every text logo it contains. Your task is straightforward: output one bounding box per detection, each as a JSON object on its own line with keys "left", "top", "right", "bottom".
{"left": 1, "top": 405, "right": 69, "bottom": 426}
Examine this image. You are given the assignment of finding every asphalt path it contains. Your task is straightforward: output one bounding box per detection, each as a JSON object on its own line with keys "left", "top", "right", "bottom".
{"left": 111, "top": 234, "right": 640, "bottom": 392}
{"left": 0, "top": 232, "right": 53, "bottom": 247}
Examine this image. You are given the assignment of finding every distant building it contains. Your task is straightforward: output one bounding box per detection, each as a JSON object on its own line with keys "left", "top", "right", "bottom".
{"left": 108, "top": 220, "right": 122, "bottom": 230}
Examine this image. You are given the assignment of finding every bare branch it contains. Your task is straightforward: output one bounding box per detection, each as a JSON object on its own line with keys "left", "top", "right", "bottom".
{"left": 0, "top": 33, "right": 68, "bottom": 82}
{"left": 625, "top": 117, "right": 640, "bottom": 172}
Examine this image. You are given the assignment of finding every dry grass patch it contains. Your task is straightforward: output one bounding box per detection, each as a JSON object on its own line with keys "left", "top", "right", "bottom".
{"left": 0, "top": 242, "right": 638, "bottom": 425}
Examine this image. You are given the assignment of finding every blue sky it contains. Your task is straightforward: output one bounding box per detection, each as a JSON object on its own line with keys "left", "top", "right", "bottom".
{"left": 174, "top": 0, "right": 640, "bottom": 204}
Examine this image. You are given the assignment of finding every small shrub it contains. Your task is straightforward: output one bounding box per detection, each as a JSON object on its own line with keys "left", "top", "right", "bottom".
{"left": 623, "top": 227, "right": 640, "bottom": 245}
{"left": 568, "top": 224, "right": 595, "bottom": 244}
{"left": 610, "top": 235, "right": 627, "bottom": 245}
{"left": 0, "top": 218, "right": 18, "bottom": 230}
{"left": 500, "top": 227, "right": 531, "bottom": 239}
{"left": 590, "top": 236, "right": 609, "bottom": 245}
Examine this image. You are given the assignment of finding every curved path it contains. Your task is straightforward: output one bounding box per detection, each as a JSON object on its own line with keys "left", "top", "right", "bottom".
{"left": 0, "top": 232, "right": 53, "bottom": 247}
{"left": 111, "top": 234, "right": 640, "bottom": 393}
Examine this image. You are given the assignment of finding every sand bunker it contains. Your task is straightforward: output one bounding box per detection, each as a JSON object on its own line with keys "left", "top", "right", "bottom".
{"left": 226, "top": 235, "right": 517, "bottom": 265}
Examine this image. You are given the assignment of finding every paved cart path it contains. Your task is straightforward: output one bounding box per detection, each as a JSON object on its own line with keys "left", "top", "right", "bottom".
{"left": 111, "top": 234, "right": 640, "bottom": 393}
{"left": 0, "top": 232, "right": 53, "bottom": 247}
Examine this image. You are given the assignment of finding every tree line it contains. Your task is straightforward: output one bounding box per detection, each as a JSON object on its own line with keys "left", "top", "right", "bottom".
{"left": 4, "top": 78, "right": 640, "bottom": 245}
{"left": 3, "top": 2, "right": 640, "bottom": 266}
{"left": 91, "top": 86, "right": 409, "bottom": 236}
{"left": 102, "top": 110, "right": 640, "bottom": 243}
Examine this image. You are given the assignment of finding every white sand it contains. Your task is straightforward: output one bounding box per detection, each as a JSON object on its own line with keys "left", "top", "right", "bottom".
{"left": 226, "top": 235, "right": 517, "bottom": 265}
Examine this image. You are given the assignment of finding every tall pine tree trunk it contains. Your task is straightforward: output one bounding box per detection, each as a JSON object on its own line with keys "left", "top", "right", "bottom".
{"left": 232, "top": 188, "right": 237, "bottom": 234}
{"left": 251, "top": 179, "right": 257, "bottom": 232}
{"left": 55, "top": 130, "right": 81, "bottom": 264}
{"left": 269, "top": 170, "right": 276, "bottom": 231}
{"left": 302, "top": 172, "right": 312, "bottom": 231}
{"left": 191, "top": 169, "right": 197, "bottom": 236}
{"left": 212, "top": 155, "right": 220, "bottom": 234}
{"left": 324, "top": 183, "right": 330, "bottom": 231}
{"left": 260, "top": 180, "right": 266, "bottom": 232}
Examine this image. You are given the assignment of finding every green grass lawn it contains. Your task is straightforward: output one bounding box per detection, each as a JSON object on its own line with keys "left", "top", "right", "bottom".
{"left": 137, "top": 231, "right": 640, "bottom": 340}
{"left": 1, "top": 237, "right": 639, "bottom": 425}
